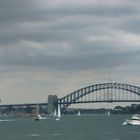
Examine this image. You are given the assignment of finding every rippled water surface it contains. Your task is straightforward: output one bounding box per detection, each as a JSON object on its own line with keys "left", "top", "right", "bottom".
{"left": 0, "top": 115, "right": 140, "bottom": 140}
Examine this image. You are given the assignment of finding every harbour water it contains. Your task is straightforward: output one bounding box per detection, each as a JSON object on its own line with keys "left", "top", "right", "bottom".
{"left": 0, "top": 114, "right": 140, "bottom": 140}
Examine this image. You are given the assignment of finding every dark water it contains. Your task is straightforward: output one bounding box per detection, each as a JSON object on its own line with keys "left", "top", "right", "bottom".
{"left": 0, "top": 115, "right": 140, "bottom": 140}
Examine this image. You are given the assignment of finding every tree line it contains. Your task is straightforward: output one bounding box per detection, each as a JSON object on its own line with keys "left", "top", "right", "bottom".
{"left": 0, "top": 104, "right": 140, "bottom": 116}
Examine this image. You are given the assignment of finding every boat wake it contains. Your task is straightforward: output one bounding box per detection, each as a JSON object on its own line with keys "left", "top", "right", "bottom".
{"left": 53, "top": 133, "right": 62, "bottom": 136}
{"left": 30, "top": 134, "right": 40, "bottom": 137}
{"left": 122, "top": 121, "right": 127, "bottom": 125}
{"left": 0, "top": 119, "right": 16, "bottom": 122}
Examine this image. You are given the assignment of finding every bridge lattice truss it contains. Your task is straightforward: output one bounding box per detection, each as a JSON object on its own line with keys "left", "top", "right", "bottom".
{"left": 58, "top": 83, "right": 140, "bottom": 111}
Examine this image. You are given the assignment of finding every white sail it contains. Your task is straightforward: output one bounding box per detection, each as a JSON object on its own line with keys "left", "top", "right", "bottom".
{"left": 55, "top": 104, "right": 61, "bottom": 121}
{"left": 107, "top": 110, "right": 110, "bottom": 116}
{"left": 54, "top": 109, "right": 57, "bottom": 116}
{"left": 57, "top": 104, "right": 61, "bottom": 118}
{"left": 78, "top": 111, "right": 81, "bottom": 116}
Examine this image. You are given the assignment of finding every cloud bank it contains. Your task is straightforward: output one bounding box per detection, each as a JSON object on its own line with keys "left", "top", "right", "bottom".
{"left": 0, "top": 0, "right": 140, "bottom": 106}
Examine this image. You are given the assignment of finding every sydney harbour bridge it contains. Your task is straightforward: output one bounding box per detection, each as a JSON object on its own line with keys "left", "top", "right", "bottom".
{"left": 1, "top": 82, "right": 140, "bottom": 114}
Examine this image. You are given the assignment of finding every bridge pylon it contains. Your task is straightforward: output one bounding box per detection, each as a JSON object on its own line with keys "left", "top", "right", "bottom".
{"left": 47, "top": 95, "right": 58, "bottom": 115}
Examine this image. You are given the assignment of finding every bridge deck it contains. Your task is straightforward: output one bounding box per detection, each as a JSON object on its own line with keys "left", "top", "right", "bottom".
{"left": 0, "top": 103, "right": 48, "bottom": 107}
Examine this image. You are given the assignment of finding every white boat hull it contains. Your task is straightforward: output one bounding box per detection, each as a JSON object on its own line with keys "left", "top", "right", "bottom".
{"left": 34, "top": 114, "right": 47, "bottom": 121}
{"left": 125, "top": 119, "right": 140, "bottom": 125}
{"left": 55, "top": 117, "right": 60, "bottom": 121}
{"left": 122, "top": 114, "right": 140, "bottom": 125}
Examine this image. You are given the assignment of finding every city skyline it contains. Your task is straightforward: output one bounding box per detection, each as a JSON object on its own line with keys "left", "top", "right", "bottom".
{"left": 0, "top": 0, "right": 140, "bottom": 108}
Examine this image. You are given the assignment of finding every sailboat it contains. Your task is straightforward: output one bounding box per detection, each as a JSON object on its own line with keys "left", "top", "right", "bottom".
{"left": 53, "top": 109, "right": 57, "bottom": 117}
{"left": 107, "top": 110, "right": 110, "bottom": 116}
{"left": 34, "top": 104, "right": 46, "bottom": 121}
{"left": 55, "top": 104, "right": 61, "bottom": 121}
{"left": 34, "top": 104, "right": 41, "bottom": 121}
{"left": 78, "top": 110, "right": 81, "bottom": 116}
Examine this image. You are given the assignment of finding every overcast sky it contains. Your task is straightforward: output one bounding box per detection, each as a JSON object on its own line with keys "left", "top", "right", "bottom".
{"left": 0, "top": 0, "right": 140, "bottom": 107}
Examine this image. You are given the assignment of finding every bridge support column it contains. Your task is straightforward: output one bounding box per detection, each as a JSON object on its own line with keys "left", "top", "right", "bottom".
{"left": 47, "top": 95, "right": 58, "bottom": 115}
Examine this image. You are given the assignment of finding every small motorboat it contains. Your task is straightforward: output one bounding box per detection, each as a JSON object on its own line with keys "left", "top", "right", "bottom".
{"left": 34, "top": 104, "right": 46, "bottom": 121}
{"left": 122, "top": 114, "right": 140, "bottom": 125}
{"left": 34, "top": 114, "right": 42, "bottom": 121}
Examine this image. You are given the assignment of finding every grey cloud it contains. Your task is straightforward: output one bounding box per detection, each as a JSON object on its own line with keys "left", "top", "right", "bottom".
{"left": 119, "top": 18, "right": 140, "bottom": 34}
{"left": 0, "top": 45, "right": 139, "bottom": 71}
{"left": 0, "top": 0, "right": 138, "bottom": 46}
{"left": 46, "top": 5, "right": 135, "bottom": 17}
{"left": 0, "top": 0, "right": 140, "bottom": 71}
{"left": 1, "top": 0, "right": 140, "bottom": 104}
{"left": 0, "top": 1, "right": 136, "bottom": 24}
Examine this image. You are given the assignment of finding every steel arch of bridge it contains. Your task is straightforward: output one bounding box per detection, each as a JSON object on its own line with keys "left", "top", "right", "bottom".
{"left": 58, "top": 83, "right": 140, "bottom": 111}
